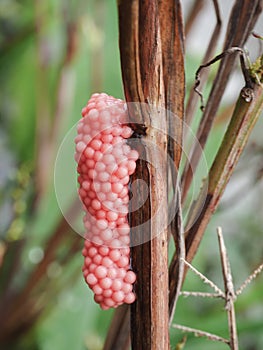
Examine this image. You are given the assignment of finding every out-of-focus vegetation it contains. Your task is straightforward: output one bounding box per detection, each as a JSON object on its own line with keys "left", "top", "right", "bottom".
{"left": 0, "top": 1, "right": 262, "bottom": 349}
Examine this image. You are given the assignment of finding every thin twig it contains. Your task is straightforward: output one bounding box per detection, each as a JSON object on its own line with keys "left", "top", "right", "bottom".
{"left": 185, "top": 0, "right": 222, "bottom": 127}
{"left": 173, "top": 227, "right": 262, "bottom": 349}
{"left": 217, "top": 227, "right": 238, "bottom": 350}
{"left": 236, "top": 263, "right": 263, "bottom": 296}
{"left": 194, "top": 47, "right": 244, "bottom": 111}
{"left": 172, "top": 324, "right": 230, "bottom": 345}
{"left": 180, "top": 291, "right": 224, "bottom": 299}
{"left": 182, "top": 258, "right": 224, "bottom": 297}
{"left": 169, "top": 187, "right": 185, "bottom": 325}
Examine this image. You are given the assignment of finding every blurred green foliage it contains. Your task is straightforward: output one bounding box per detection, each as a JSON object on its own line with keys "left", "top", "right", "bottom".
{"left": 0, "top": 1, "right": 262, "bottom": 349}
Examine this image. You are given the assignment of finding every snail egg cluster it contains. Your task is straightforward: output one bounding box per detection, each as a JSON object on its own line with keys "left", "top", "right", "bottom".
{"left": 75, "top": 93, "right": 138, "bottom": 309}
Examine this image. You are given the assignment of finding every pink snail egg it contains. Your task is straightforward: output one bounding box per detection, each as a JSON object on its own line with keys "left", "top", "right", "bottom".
{"left": 92, "top": 284, "right": 103, "bottom": 295}
{"left": 98, "top": 246, "right": 109, "bottom": 256}
{"left": 96, "top": 209, "right": 106, "bottom": 219}
{"left": 84, "top": 257, "right": 92, "bottom": 266}
{"left": 94, "top": 151, "right": 103, "bottom": 162}
{"left": 103, "top": 289, "right": 113, "bottom": 298}
{"left": 86, "top": 159, "right": 95, "bottom": 168}
{"left": 99, "top": 277, "right": 113, "bottom": 289}
{"left": 96, "top": 219, "right": 108, "bottom": 230}
{"left": 124, "top": 271, "right": 136, "bottom": 284}
{"left": 111, "top": 182, "right": 123, "bottom": 194}
{"left": 101, "top": 143, "right": 113, "bottom": 154}
{"left": 88, "top": 247, "right": 97, "bottom": 258}
{"left": 99, "top": 110, "right": 111, "bottom": 123}
{"left": 115, "top": 166, "right": 128, "bottom": 178}
{"left": 118, "top": 223, "right": 130, "bottom": 236}
{"left": 82, "top": 248, "right": 88, "bottom": 256}
{"left": 76, "top": 141, "right": 86, "bottom": 153}
{"left": 121, "top": 126, "right": 133, "bottom": 138}
{"left": 93, "top": 254, "right": 102, "bottom": 265}
{"left": 111, "top": 279, "right": 123, "bottom": 291}
{"left": 98, "top": 171, "right": 110, "bottom": 182}
{"left": 90, "top": 139, "right": 102, "bottom": 151}
{"left": 91, "top": 199, "right": 101, "bottom": 211}
{"left": 104, "top": 298, "right": 116, "bottom": 308}
{"left": 117, "top": 268, "right": 127, "bottom": 279}
{"left": 106, "top": 192, "right": 118, "bottom": 201}
{"left": 117, "top": 256, "right": 129, "bottom": 268}
{"left": 101, "top": 256, "right": 113, "bottom": 268}
{"left": 101, "top": 134, "right": 113, "bottom": 143}
{"left": 94, "top": 294, "right": 103, "bottom": 303}
{"left": 86, "top": 273, "right": 97, "bottom": 286}
{"left": 84, "top": 240, "right": 92, "bottom": 248}
{"left": 100, "top": 303, "right": 109, "bottom": 310}
{"left": 124, "top": 293, "right": 136, "bottom": 304}
{"left": 95, "top": 161, "right": 106, "bottom": 172}
{"left": 83, "top": 269, "right": 89, "bottom": 278}
{"left": 128, "top": 150, "right": 139, "bottom": 161}
{"left": 100, "top": 182, "right": 111, "bottom": 193}
{"left": 88, "top": 263, "right": 97, "bottom": 273}
{"left": 101, "top": 229, "right": 113, "bottom": 241}
{"left": 120, "top": 236, "right": 130, "bottom": 246}
{"left": 95, "top": 266, "right": 108, "bottom": 279}
{"left": 106, "top": 211, "right": 119, "bottom": 222}
{"left": 122, "top": 283, "right": 133, "bottom": 294}
{"left": 109, "top": 249, "right": 121, "bottom": 262}
{"left": 88, "top": 109, "right": 99, "bottom": 121}
{"left": 107, "top": 267, "right": 118, "bottom": 279}
{"left": 84, "top": 147, "right": 95, "bottom": 159}
{"left": 112, "top": 291, "right": 125, "bottom": 303}
{"left": 102, "top": 154, "right": 115, "bottom": 165}
{"left": 110, "top": 239, "right": 122, "bottom": 248}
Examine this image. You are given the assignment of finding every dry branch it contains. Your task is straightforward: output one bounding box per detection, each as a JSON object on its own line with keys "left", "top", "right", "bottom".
{"left": 217, "top": 227, "right": 238, "bottom": 350}
{"left": 172, "top": 324, "right": 230, "bottom": 345}
{"left": 182, "top": 0, "right": 263, "bottom": 199}
{"left": 185, "top": 0, "right": 222, "bottom": 127}
{"left": 169, "top": 55, "right": 263, "bottom": 319}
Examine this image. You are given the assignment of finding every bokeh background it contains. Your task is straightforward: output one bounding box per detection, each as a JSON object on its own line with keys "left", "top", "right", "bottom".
{"left": 0, "top": 0, "right": 262, "bottom": 349}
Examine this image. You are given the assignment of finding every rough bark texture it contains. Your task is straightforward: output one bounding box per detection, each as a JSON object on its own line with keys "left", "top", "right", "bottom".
{"left": 118, "top": 1, "right": 185, "bottom": 349}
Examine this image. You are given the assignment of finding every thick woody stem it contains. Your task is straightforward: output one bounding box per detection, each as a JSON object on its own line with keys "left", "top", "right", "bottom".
{"left": 118, "top": 1, "right": 185, "bottom": 349}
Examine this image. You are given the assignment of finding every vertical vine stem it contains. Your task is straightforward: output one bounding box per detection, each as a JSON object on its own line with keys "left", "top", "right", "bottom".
{"left": 117, "top": 1, "right": 185, "bottom": 349}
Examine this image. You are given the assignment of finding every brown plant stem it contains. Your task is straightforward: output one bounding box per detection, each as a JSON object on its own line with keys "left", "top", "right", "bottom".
{"left": 185, "top": 0, "right": 222, "bottom": 128}
{"left": 103, "top": 306, "right": 131, "bottom": 350}
{"left": 182, "top": 0, "right": 263, "bottom": 200}
{"left": 119, "top": 1, "right": 169, "bottom": 349}
{"left": 116, "top": 1, "right": 185, "bottom": 349}
{"left": 169, "top": 66, "right": 263, "bottom": 316}
{"left": 34, "top": 0, "right": 53, "bottom": 198}
{"left": 184, "top": 0, "right": 205, "bottom": 38}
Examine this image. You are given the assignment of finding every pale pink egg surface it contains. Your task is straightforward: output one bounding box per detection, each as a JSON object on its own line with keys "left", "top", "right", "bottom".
{"left": 75, "top": 93, "right": 138, "bottom": 309}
